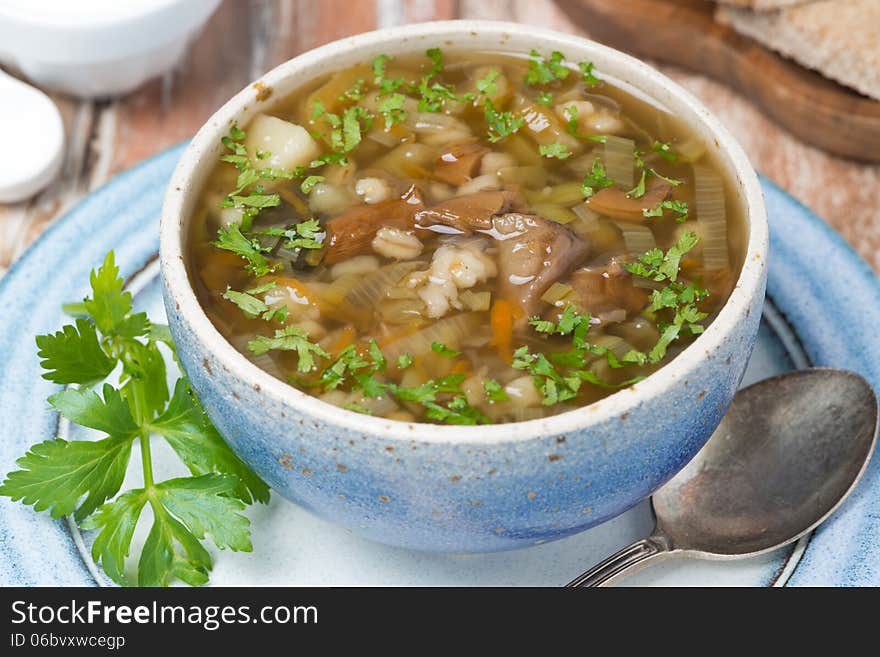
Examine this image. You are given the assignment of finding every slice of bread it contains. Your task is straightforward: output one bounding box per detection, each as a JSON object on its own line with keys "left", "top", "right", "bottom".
{"left": 717, "top": 0, "right": 880, "bottom": 101}
{"left": 715, "top": 0, "right": 811, "bottom": 10}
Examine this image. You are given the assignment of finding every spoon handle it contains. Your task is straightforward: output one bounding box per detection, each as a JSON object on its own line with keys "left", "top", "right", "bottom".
{"left": 566, "top": 534, "right": 671, "bottom": 587}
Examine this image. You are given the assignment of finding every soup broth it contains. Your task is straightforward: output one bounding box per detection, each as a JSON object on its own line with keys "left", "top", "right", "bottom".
{"left": 188, "top": 48, "right": 746, "bottom": 425}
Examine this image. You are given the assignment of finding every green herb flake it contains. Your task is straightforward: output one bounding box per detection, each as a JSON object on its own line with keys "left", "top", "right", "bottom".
{"left": 378, "top": 93, "right": 407, "bottom": 128}
{"left": 484, "top": 98, "right": 524, "bottom": 143}
{"left": 539, "top": 143, "right": 572, "bottom": 160}
{"left": 643, "top": 199, "right": 689, "bottom": 223}
{"left": 300, "top": 175, "right": 325, "bottom": 194}
{"left": 525, "top": 50, "right": 570, "bottom": 86}
{"left": 431, "top": 342, "right": 461, "bottom": 358}
{"left": 483, "top": 379, "right": 509, "bottom": 402}
{"left": 536, "top": 91, "right": 553, "bottom": 106}
{"left": 476, "top": 69, "right": 500, "bottom": 96}
{"left": 581, "top": 158, "right": 615, "bottom": 197}
{"left": 213, "top": 224, "right": 277, "bottom": 277}
{"left": 578, "top": 61, "right": 600, "bottom": 86}
{"left": 247, "top": 326, "right": 330, "bottom": 373}
{"left": 652, "top": 141, "right": 678, "bottom": 162}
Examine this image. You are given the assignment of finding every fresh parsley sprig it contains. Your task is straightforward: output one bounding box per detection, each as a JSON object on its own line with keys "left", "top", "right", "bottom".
{"left": 0, "top": 252, "right": 270, "bottom": 587}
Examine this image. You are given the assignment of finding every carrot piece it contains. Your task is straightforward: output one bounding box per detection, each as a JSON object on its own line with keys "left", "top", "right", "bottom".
{"left": 268, "top": 276, "right": 319, "bottom": 306}
{"left": 489, "top": 299, "right": 516, "bottom": 363}
{"left": 450, "top": 360, "right": 471, "bottom": 375}
{"left": 332, "top": 326, "right": 357, "bottom": 353}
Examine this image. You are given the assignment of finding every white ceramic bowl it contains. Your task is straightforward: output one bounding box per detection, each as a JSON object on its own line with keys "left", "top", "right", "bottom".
{"left": 160, "top": 21, "right": 769, "bottom": 552}
{"left": 0, "top": 0, "right": 220, "bottom": 97}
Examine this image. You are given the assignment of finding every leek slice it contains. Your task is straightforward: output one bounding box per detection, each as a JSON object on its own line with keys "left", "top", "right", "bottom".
{"left": 603, "top": 136, "right": 635, "bottom": 190}
{"left": 694, "top": 165, "right": 729, "bottom": 270}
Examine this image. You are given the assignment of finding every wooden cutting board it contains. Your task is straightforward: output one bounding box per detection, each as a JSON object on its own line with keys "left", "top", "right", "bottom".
{"left": 557, "top": 0, "right": 880, "bottom": 162}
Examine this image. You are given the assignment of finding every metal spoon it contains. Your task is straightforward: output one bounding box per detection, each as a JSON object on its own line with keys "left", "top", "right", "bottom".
{"left": 567, "top": 368, "right": 879, "bottom": 587}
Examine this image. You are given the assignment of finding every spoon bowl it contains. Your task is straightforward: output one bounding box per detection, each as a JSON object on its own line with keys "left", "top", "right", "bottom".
{"left": 568, "top": 368, "right": 879, "bottom": 586}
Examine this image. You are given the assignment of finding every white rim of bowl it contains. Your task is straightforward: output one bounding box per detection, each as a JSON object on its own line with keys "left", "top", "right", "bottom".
{"left": 160, "top": 20, "right": 768, "bottom": 445}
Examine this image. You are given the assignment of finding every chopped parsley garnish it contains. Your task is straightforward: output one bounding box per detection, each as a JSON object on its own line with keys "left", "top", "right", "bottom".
{"left": 431, "top": 341, "right": 461, "bottom": 358}
{"left": 644, "top": 199, "right": 690, "bottom": 223}
{"left": 513, "top": 347, "right": 582, "bottom": 406}
{"left": 483, "top": 379, "right": 509, "bottom": 402}
{"left": 484, "top": 98, "right": 524, "bottom": 143}
{"left": 396, "top": 353, "right": 414, "bottom": 369}
{"left": 222, "top": 287, "right": 287, "bottom": 322}
{"left": 581, "top": 158, "right": 615, "bottom": 197}
{"left": 372, "top": 54, "right": 390, "bottom": 82}
{"left": 257, "top": 219, "right": 325, "bottom": 251}
{"left": 536, "top": 91, "right": 553, "bottom": 106}
{"left": 247, "top": 326, "right": 330, "bottom": 373}
{"left": 652, "top": 140, "right": 678, "bottom": 162}
{"left": 338, "top": 78, "right": 365, "bottom": 102}
{"left": 624, "top": 231, "right": 710, "bottom": 362}
{"left": 627, "top": 170, "right": 647, "bottom": 198}
{"left": 213, "top": 223, "right": 277, "bottom": 277}
{"left": 539, "top": 143, "right": 572, "bottom": 159}
{"left": 525, "top": 50, "right": 570, "bottom": 86}
{"left": 300, "top": 175, "right": 325, "bottom": 194}
{"left": 378, "top": 93, "right": 407, "bottom": 127}
{"left": 563, "top": 104, "right": 607, "bottom": 143}
{"left": 342, "top": 105, "right": 372, "bottom": 151}
{"left": 218, "top": 123, "right": 297, "bottom": 231}
{"left": 476, "top": 69, "right": 500, "bottom": 96}
{"left": 579, "top": 61, "right": 600, "bottom": 86}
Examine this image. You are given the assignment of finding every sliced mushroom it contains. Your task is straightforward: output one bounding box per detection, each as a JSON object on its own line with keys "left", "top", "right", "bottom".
{"left": 585, "top": 183, "right": 672, "bottom": 222}
{"left": 415, "top": 190, "right": 520, "bottom": 232}
{"left": 492, "top": 213, "right": 590, "bottom": 320}
{"left": 323, "top": 185, "right": 424, "bottom": 265}
{"left": 567, "top": 259, "right": 649, "bottom": 319}
{"left": 434, "top": 142, "right": 489, "bottom": 186}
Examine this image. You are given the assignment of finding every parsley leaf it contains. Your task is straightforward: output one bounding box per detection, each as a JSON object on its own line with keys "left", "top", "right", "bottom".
{"left": 248, "top": 326, "right": 330, "bottom": 373}
{"left": 525, "top": 50, "right": 570, "bottom": 86}
{"left": 300, "top": 175, "right": 325, "bottom": 194}
{"left": 135, "top": 475, "right": 252, "bottom": 587}
{"left": 579, "top": 61, "right": 600, "bottom": 86}
{"left": 431, "top": 342, "right": 461, "bottom": 358}
{"left": 147, "top": 381, "right": 270, "bottom": 504}
{"left": 378, "top": 92, "right": 407, "bottom": 127}
{"left": 0, "top": 434, "right": 134, "bottom": 522}
{"left": 84, "top": 252, "right": 149, "bottom": 339}
{"left": 483, "top": 379, "right": 509, "bottom": 402}
{"left": 35, "top": 318, "right": 115, "bottom": 385}
{"left": 643, "top": 199, "right": 689, "bottom": 223}
{"left": 484, "top": 98, "right": 524, "bottom": 143}
{"left": 627, "top": 169, "right": 647, "bottom": 198}
{"left": 476, "top": 69, "right": 500, "bottom": 96}
{"left": 213, "top": 223, "right": 277, "bottom": 277}
{"left": 539, "top": 143, "right": 572, "bottom": 159}
{"left": 581, "top": 158, "right": 615, "bottom": 197}
{"left": 651, "top": 140, "right": 677, "bottom": 162}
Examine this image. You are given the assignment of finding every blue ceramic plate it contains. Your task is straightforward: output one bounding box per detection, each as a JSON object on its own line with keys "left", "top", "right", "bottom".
{"left": 1, "top": 144, "right": 878, "bottom": 586}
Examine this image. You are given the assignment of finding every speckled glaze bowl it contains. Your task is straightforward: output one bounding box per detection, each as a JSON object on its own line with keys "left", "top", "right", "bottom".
{"left": 160, "top": 21, "right": 768, "bottom": 552}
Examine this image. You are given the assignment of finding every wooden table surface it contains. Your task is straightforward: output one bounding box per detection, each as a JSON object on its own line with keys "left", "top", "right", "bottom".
{"left": 2, "top": 0, "right": 878, "bottom": 277}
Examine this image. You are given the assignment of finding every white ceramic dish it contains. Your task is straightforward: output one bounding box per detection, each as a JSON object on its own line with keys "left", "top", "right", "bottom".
{"left": 0, "top": 0, "right": 220, "bottom": 97}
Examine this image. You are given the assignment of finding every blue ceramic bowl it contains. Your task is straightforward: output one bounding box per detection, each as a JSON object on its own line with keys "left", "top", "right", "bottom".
{"left": 160, "top": 22, "right": 768, "bottom": 552}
